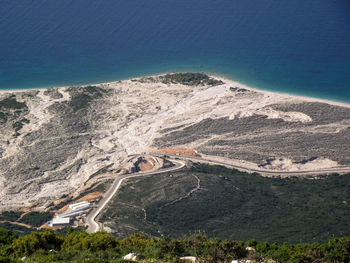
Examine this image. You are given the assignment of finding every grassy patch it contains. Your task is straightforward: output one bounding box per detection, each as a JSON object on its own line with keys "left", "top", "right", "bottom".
{"left": 18, "top": 212, "right": 51, "bottom": 227}
{"left": 0, "top": 211, "right": 22, "bottom": 222}
{"left": 0, "top": 222, "right": 34, "bottom": 235}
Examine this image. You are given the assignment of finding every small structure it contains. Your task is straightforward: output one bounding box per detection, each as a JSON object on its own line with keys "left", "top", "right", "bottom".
{"left": 49, "top": 217, "right": 71, "bottom": 227}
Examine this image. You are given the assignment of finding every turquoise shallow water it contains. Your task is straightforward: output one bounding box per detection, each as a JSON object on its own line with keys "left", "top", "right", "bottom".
{"left": 1, "top": 0, "right": 350, "bottom": 102}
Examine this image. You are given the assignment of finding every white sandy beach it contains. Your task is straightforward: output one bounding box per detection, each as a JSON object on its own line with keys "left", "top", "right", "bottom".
{"left": 2, "top": 73, "right": 350, "bottom": 109}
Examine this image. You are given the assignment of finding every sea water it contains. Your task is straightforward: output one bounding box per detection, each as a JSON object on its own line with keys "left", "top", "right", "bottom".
{"left": 1, "top": 0, "right": 350, "bottom": 102}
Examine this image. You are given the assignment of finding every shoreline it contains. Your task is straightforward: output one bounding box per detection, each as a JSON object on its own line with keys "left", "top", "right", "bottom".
{"left": 1, "top": 72, "right": 350, "bottom": 110}
{"left": 2, "top": 72, "right": 350, "bottom": 210}
{"left": 208, "top": 73, "right": 350, "bottom": 109}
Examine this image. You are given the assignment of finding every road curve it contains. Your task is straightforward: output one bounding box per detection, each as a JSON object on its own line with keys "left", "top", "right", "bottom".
{"left": 86, "top": 153, "right": 350, "bottom": 232}
{"left": 151, "top": 153, "right": 350, "bottom": 177}
{"left": 86, "top": 159, "right": 185, "bottom": 233}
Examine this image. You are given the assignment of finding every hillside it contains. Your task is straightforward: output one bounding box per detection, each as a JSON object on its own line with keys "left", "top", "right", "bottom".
{"left": 99, "top": 163, "right": 350, "bottom": 244}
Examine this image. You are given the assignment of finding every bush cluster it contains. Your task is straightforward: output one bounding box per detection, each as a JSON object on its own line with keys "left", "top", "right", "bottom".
{"left": 0, "top": 228, "right": 349, "bottom": 262}
{"left": 159, "top": 73, "right": 224, "bottom": 86}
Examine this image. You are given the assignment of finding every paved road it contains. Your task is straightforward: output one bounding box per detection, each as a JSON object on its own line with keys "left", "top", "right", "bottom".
{"left": 86, "top": 159, "right": 185, "bottom": 233}
{"left": 151, "top": 153, "right": 350, "bottom": 177}
{"left": 86, "top": 152, "right": 350, "bottom": 232}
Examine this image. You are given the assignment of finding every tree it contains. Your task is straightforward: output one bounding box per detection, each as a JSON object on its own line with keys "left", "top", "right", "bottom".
{"left": 12, "top": 230, "right": 63, "bottom": 257}
{"left": 158, "top": 237, "right": 185, "bottom": 259}
{"left": 0, "top": 228, "right": 18, "bottom": 256}
{"left": 62, "top": 231, "right": 116, "bottom": 252}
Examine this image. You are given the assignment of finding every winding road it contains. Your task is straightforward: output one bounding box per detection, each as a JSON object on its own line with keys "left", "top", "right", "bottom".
{"left": 86, "top": 158, "right": 185, "bottom": 233}
{"left": 151, "top": 153, "right": 350, "bottom": 177}
{"left": 86, "top": 152, "right": 350, "bottom": 233}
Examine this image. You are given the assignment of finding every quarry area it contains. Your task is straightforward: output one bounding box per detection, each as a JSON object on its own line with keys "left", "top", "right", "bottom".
{"left": 1, "top": 73, "right": 350, "bottom": 211}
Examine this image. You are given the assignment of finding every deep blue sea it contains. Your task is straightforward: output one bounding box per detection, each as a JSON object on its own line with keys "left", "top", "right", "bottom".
{"left": 1, "top": 0, "right": 350, "bottom": 102}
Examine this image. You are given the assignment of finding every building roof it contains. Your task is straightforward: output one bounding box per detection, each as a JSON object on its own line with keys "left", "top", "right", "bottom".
{"left": 71, "top": 203, "right": 91, "bottom": 211}
{"left": 57, "top": 209, "right": 86, "bottom": 218}
{"left": 52, "top": 217, "right": 70, "bottom": 225}
{"left": 69, "top": 201, "right": 89, "bottom": 209}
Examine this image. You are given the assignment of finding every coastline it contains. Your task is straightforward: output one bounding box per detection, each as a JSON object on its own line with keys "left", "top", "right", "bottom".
{"left": 2, "top": 72, "right": 349, "bottom": 110}
{"left": 208, "top": 73, "right": 350, "bottom": 109}
{"left": 2, "top": 72, "right": 350, "bottom": 210}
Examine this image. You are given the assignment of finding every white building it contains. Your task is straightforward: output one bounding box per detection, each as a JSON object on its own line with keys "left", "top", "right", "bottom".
{"left": 57, "top": 210, "right": 84, "bottom": 218}
{"left": 49, "top": 217, "right": 70, "bottom": 227}
{"left": 70, "top": 203, "right": 91, "bottom": 211}
{"left": 69, "top": 201, "right": 89, "bottom": 210}
{"left": 57, "top": 201, "right": 91, "bottom": 219}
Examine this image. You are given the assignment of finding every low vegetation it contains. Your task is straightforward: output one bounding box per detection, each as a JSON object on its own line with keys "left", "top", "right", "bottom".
{"left": 0, "top": 223, "right": 34, "bottom": 236}
{"left": 0, "top": 228, "right": 349, "bottom": 262}
{"left": 159, "top": 73, "right": 224, "bottom": 86}
{"left": 12, "top": 118, "right": 30, "bottom": 133}
{"left": 0, "top": 211, "right": 51, "bottom": 234}
{"left": 18, "top": 212, "right": 51, "bottom": 228}
{"left": 67, "top": 85, "right": 106, "bottom": 112}
{"left": 0, "top": 95, "right": 29, "bottom": 136}
{"left": 100, "top": 163, "right": 350, "bottom": 243}
{"left": 0, "top": 112, "right": 7, "bottom": 123}
{"left": 0, "top": 212, "right": 22, "bottom": 222}
{"left": 0, "top": 96, "right": 27, "bottom": 110}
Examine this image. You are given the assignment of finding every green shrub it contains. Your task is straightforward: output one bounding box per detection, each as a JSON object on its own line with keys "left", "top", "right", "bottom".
{"left": 0, "top": 226, "right": 349, "bottom": 262}
{"left": 62, "top": 231, "right": 116, "bottom": 252}
{"left": 11, "top": 230, "right": 63, "bottom": 257}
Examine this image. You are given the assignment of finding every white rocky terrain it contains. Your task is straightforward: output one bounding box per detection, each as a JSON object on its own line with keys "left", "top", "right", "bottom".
{"left": 1, "top": 73, "right": 350, "bottom": 211}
